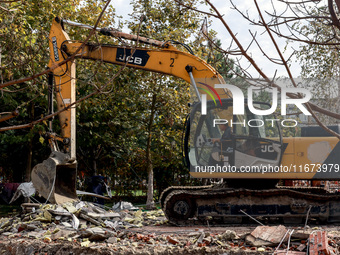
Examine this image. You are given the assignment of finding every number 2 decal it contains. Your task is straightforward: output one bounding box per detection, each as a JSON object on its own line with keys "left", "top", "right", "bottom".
{"left": 170, "top": 58, "right": 175, "bottom": 67}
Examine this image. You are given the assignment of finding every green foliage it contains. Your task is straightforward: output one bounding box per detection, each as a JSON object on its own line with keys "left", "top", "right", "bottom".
{"left": 293, "top": 5, "right": 338, "bottom": 79}
{"left": 291, "top": 4, "right": 340, "bottom": 125}
{"left": 121, "top": 0, "right": 209, "bottom": 195}
{"left": 252, "top": 89, "right": 300, "bottom": 137}
{"left": 0, "top": 0, "right": 213, "bottom": 193}
{"left": 0, "top": 0, "right": 80, "bottom": 181}
{"left": 0, "top": 0, "right": 116, "bottom": 181}
{"left": 204, "top": 39, "right": 241, "bottom": 81}
{"left": 128, "top": 0, "right": 201, "bottom": 41}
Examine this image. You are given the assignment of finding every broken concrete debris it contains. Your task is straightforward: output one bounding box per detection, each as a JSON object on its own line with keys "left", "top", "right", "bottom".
{"left": 18, "top": 201, "right": 166, "bottom": 231}
{"left": 219, "top": 229, "right": 239, "bottom": 241}
{"left": 246, "top": 225, "right": 288, "bottom": 247}
{"left": 0, "top": 201, "right": 169, "bottom": 247}
{"left": 112, "top": 201, "right": 138, "bottom": 211}
{"left": 0, "top": 203, "right": 340, "bottom": 254}
{"left": 309, "top": 231, "right": 337, "bottom": 255}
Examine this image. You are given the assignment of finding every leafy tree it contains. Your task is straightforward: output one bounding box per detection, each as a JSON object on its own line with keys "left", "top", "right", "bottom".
{"left": 126, "top": 0, "right": 206, "bottom": 208}
{"left": 0, "top": 0, "right": 81, "bottom": 182}
{"left": 292, "top": 5, "right": 340, "bottom": 125}
{"left": 0, "top": 0, "right": 116, "bottom": 182}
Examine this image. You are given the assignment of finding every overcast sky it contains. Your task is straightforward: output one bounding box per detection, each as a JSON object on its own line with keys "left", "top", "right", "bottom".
{"left": 110, "top": 0, "right": 302, "bottom": 78}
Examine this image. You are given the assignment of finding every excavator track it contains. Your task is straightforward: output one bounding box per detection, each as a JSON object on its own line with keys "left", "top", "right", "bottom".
{"left": 161, "top": 186, "right": 340, "bottom": 226}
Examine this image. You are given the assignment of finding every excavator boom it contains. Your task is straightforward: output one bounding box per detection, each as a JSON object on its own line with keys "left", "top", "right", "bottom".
{"left": 31, "top": 17, "right": 226, "bottom": 204}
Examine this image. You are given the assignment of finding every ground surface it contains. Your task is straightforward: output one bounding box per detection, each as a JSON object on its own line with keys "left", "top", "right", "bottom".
{"left": 0, "top": 224, "right": 339, "bottom": 254}
{"left": 0, "top": 202, "right": 339, "bottom": 254}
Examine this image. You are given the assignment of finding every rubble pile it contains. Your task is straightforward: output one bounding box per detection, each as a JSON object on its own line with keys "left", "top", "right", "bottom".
{"left": 0, "top": 201, "right": 167, "bottom": 235}
{"left": 0, "top": 202, "right": 339, "bottom": 254}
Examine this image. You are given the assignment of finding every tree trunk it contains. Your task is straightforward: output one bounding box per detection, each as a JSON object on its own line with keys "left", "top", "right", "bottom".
{"left": 92, "top": 146, "right": 103, "bottom": 176}
{"left": 25, "top": 137, "right": 33, "bottom": 182}
{"left": 145, "top": 92, "right": 158, "bottom": 210}
{"left": 146, "top": 148, "right": 154, "bottom": 209}
{"left": 25, "top": 103, "right": 35, "bottom": 182}
{"left": 92, "top": 148, "right": 98, "bottom": 176}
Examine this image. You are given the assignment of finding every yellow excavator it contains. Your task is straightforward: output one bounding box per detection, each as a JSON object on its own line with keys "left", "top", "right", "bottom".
{"left": 31, "top": 17, "right": 340, "bottom": 224}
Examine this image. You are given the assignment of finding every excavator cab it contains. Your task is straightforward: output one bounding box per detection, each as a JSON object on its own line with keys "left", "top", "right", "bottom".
{"left": 186, "top": 98, "right": 283, "bottom": 178}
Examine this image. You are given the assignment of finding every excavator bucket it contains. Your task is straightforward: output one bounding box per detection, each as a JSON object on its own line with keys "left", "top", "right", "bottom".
{"left": 31, "top": 151, "right": 78, "bottom": 204}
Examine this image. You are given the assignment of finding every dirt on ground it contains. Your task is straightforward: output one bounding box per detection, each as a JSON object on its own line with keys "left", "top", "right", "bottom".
{"left": 0, "top": 224, "right": 340, "bottom": 254}
{"left": 0, "top": 201, "right": 339, "bottom": 254}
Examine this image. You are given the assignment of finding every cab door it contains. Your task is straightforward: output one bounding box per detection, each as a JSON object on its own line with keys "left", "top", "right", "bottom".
{"left": 186, "top": 99, "right": 283, "bottom": 178}
{"left": 233, "top": 103, "right": 282, "bottom": 170}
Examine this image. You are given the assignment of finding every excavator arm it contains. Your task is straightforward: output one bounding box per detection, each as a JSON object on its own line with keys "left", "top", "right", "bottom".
{"left": 31, "top": 17, "right": 227, "bottom": 204}
{"left": 48, "top": 17, "right": 226, "bottom": 154}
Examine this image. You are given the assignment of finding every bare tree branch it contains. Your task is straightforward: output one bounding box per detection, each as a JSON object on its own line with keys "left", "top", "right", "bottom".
{"left": 0, "top": 0, "right": 113, "bottom": 131}
{"left": 0, "top": 8, "right": 149, "bottom": 132}
{"left": 0, "top": 1, "right": 111, "bottom": 90}
{"left": 176, "top": 0, "right": 340, "bottom": 137}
